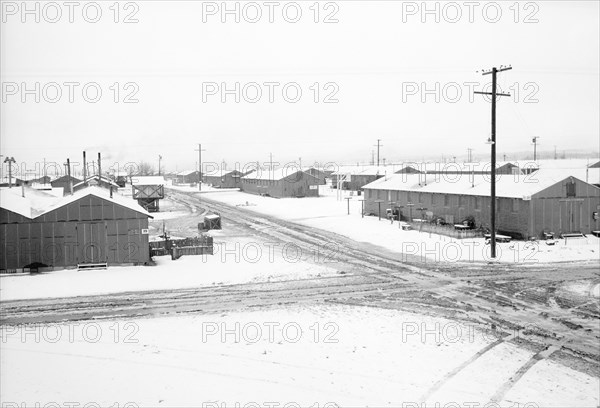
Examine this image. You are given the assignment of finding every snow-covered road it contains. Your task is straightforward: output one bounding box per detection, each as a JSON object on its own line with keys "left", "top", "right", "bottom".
{"left": 1, "top": 189, "right": 599, "bottom": 407}
{"left": 2, "top": 305, "right": 598, "bottom": 407}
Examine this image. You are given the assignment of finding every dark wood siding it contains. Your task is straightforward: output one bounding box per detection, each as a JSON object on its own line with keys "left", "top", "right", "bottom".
{"left": 531, "top": 177, "right": 600, "bottom": 236}
{"left": 1, "top": 194, "right": 149, "bottom": 270}
{"left": 363, "top": 177, "right": 600, "bottom": 239}
{"left": 241, "top": 172, "right": 319, "bottom": 198}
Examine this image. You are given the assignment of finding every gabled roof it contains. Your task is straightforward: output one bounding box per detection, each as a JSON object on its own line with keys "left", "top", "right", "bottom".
{"left": 206, "top": 169, "right": 245, "bottom": 177}
{"left": 131, "top": 176, "right": 165, "bottom": 186}
{"left": 397, "top": 161, "right": 519, "bottom": 173}
{"left": 304, "top": 167, "right": 327, "bottom": 175}
{"left": 527, "top": 167, "right": 600, "bottom": 186}
{"left": 241, "top": 168, "right": 319, "bottom": 182}
{"left": 517, "top": 158, "right": 599, "bottom": 171}
{"left": 51, "top": 174, "right": 82, "bottom": 183}
{"left": 0, "top": 186, "right": 152, "bottom": 220}
{"left": 177, "top": 170, "right": 199, "bottom": 176}
{"left": 73, "top": 175, "right": 120, "bottom": 189}
{"left": 29, "top": 175, "right": 52, "bottom": 184}
{"left": 1, "top": 187, "right": 49, "bottom": 218}
{"left": 357, "top": 166, "right": 392, "bottom": 176}
{"left": 331, "top": 165, "right": 371, "bottom": 176}
{"left": 361, "top": 170, "right": 599, "bottom": 200}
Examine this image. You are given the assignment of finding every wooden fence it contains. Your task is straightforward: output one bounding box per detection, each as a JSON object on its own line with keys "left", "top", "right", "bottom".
{"left": 150, "top": 236, "right": 214, "bottom": 259}
{"left": 172, "top": 245, "right": 213, "bottom": 260}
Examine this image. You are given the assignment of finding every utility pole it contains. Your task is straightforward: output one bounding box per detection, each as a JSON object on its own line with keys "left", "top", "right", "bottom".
{"left": 554, "top": 145, "right": 557, "bottom": 160}
{"left": 467, "top": 148, "right": 473, "bottom": 162}
{"left": 374, "top": 139, "right": 383, "bottom": 167}
{"left": 4, "top": 156, "right": 16, "bottom": 188}
{"left": 474, "top": 65, "right": 513, "bottom": 259}
{"left": 158, "top": 155, "right": 162, "bottom": 176}
{"left": 195, "top": 144, "right": 206, "bottom": 191}
{"left": 532, "top": 137, "right": 540, "bottom": 161}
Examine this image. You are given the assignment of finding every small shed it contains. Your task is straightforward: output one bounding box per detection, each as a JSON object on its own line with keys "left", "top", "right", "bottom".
{"left": 131, "top": 176, "right": 165, "bottom": 212}
{"left": 204, "top": 214, "right": 222, "bottom": 230}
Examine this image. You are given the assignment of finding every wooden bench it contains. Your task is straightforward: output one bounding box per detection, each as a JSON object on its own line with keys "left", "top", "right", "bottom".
{"left": 484, "top": 234, "right": 512, "bottom": 243}
{"left": 77, "top": 262, "right": 108, "bottom": 270}
{"left": 560, "top": 232, "right": 585, "bottom": 239}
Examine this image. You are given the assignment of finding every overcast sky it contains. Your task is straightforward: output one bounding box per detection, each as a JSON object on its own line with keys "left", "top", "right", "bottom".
{"left": 1, "top": 0, "right": 599, "bottom": 175}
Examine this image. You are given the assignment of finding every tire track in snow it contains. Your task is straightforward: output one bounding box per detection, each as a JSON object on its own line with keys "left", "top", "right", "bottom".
{"left": 419, "top": 334, "right": 515, "bottom": 402}
{"left": 488, "top": 344, "right": 562, "bottom": 404}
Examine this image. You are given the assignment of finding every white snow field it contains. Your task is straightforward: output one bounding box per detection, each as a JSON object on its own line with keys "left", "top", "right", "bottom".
{"left": 2, "top": 304, "right": 598, "bottom": 407}
{"left": 191, "top": 186, "right": 600, "bottom": 265}
{"left": 2, "top": 185, "right": 597, "bottom": 408}
{"left": 0, "top": 249, "right": 338, "bottom": 302}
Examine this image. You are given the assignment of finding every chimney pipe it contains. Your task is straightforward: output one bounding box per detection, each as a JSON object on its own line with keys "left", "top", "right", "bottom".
{"left": 586, "top": 167, "right": 589, "bottom": 184}
{"left": 110, "top": 185, "right": 113, "bottom": 198}
{"left": 98, "top": 152, "right": 102, "bottom": 179}
{"left": 21, "top": 183, "right": 25, "bottom": 198}
{"left": 67, "top": 158, "right": 73, "bottom": 195}
{"left": 83, "top": 151, "right": 87, "bottom": 184}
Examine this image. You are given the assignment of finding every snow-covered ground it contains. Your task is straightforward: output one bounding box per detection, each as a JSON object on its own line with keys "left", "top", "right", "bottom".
{"left": 168, "top": 183, "right": 238, "bottom": 193}
{"left": 0, "top": 250, "right": 337, "bottom": 302}
{"left": 1, "top": 304, "right": 597, "bottom": 407}
{"left": 2, "top": 186, "right": 597, "bottom": 407}
{"left": 563, "top": 280, "right": 600, "bottom": 298}
{"left": 3, "top": 185, "right": 597, "bottom": 301}
{"left": 197, "top": 186, "right": 600, "bottom": 265}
